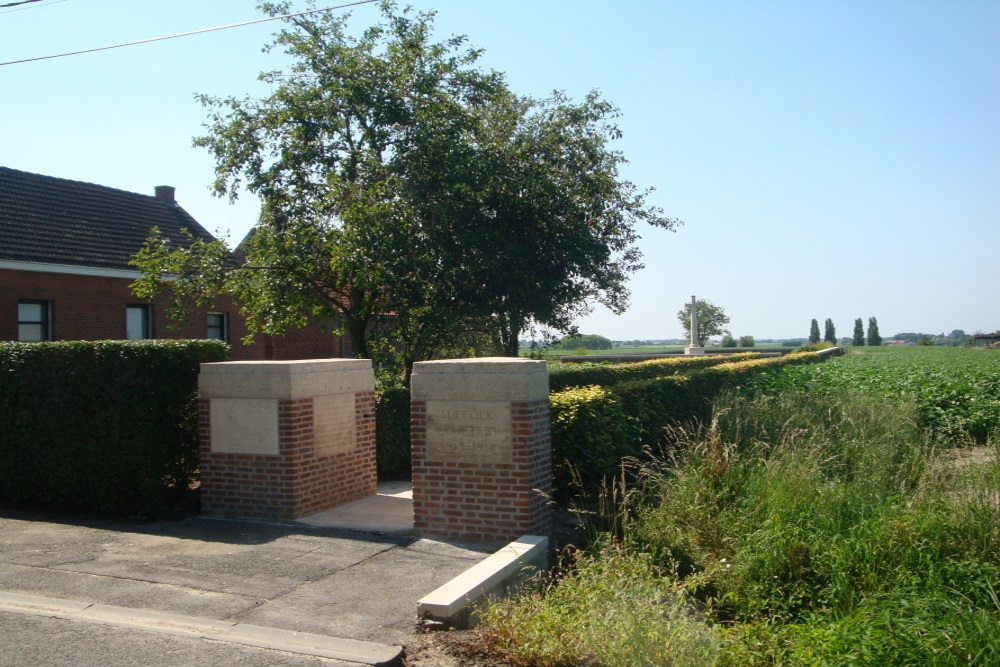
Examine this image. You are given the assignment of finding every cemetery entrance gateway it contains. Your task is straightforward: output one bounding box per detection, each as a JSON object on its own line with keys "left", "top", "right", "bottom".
{"left": 198, "top": 357, "right": 553, "bottom": 545}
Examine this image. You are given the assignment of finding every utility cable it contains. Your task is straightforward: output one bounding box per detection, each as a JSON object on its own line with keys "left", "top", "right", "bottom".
{"left": 0, "top": 0, "right": 70, "bottom": 16}
{"left": 0, "top": 0, "right": 45, "bottom": 8}
{"left": 0, "top": 0, "right": 377, "bottom": 67}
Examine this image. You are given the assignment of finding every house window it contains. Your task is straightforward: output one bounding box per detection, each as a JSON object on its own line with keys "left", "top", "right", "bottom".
{"left": 18, "top": 300, "right": 51, "bottom": 342}
{"left": 126, "top": 305, "right": 152, "bottom": 340}
{"left": 207, "top": 312, "right": 228, "bottom": 342}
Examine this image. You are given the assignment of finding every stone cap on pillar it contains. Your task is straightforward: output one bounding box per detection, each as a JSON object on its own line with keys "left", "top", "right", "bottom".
{"left": 411, "top": 357, "right": 548, "bottom": 402}
{"left": 199, "top": 358, "right": 374, "bottom": 399}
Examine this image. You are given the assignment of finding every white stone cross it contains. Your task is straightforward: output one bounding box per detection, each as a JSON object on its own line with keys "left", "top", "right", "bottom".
{"left": 685, "top": 295, "right": 705, "bottom": 355}
{"left": 688, "top": 295, "right": 698, "bottom": 346}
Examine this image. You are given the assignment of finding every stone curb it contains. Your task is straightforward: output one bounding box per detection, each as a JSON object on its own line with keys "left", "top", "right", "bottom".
{"left": 0, "top": 592, "right": 402, "bottom": 666}
{"left": 417, "top": 535, "right": 548, "bottom": 627}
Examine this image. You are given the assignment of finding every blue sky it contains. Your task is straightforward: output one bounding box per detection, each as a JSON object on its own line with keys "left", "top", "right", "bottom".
{"left": 2, "top": 1, "right": 997, "bottom": 340}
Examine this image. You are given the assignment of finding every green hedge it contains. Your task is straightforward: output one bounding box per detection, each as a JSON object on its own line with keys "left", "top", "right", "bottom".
{"left": 617, "top": 352, "right": 823, "bottom": 445}
{"left": 549, "top": 386, "right": 638, "bottom": 502}
{"left": 549, "top": 352, "right": 824, "bottom": 498}
{"left": 548, "top": 352, "right": 760, "bottom": 392}
{"left": 375, "top": 387, "right": 411, "bottom": 478}
{"left": 0, "top": 340, "right": 229, "bottom": 517}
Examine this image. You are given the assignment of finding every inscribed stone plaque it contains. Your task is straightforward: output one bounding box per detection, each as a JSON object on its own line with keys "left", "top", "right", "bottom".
{"left": 426, "top": 401, "right": 512, "bottom": 463}
{"left": 313, "top": 393, "right": 355, "bottom": 457}
{"left": 210, "top": 398, "right": 279, "bottom": 455}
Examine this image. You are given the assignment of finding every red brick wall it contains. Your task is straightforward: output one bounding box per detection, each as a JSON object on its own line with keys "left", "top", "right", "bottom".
{"left": 265, "top": 326, "right": 343, "bottom": 361}
{"left": 198, "top": 392, "right": 377, "bottom": 521}
{"left": 1, "top": 268, "right": 339, "bottom": 361}
{"left": 411, "top": 398, "right": 553, "bottom": 545}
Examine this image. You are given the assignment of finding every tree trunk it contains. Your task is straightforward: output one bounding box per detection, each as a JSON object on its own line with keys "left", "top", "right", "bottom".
{"left": 344, "top": 286, "right": 371, "bottom": 359}
{"left": 499, "top": 312, "right": 521, "bottom": 357}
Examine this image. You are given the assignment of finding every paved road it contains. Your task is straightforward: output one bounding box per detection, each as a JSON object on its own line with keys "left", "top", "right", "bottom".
{"left": 0, "top": 509, "right": 491, "bottom": 665}
{"left": 0, "top": 610, "right": 357, "bottom": 666}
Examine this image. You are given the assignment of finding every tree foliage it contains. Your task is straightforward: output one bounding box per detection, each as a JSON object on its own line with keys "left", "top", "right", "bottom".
{"left": 853, "top": 318, "right": 865, "bottom": 346}
{"left": 867, "top": 317, "right": 883, "bottom": 346}
{"left": 131, "top": 1, "right": 677, "bottom": 378}
{"left": 676, "top": 299, "right": 730, "bottom": 346}
{"left": 823, "top": 318, "right": 836, "bottom": 345}
{"left": 809, "top": 319, "right": 821, "bottom": 344}
{"left": 558, "top": 334, "right": 614, "bottom": 350}
{"left": 460, "top": 89, "right": 679, "bottom": 354}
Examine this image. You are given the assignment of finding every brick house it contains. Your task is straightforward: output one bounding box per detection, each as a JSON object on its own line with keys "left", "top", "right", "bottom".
{"left": 0, "top": 166, "right": 341, "bottom": 360}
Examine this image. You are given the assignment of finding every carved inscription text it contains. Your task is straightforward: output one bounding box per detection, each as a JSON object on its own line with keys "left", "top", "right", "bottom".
{"left": 425, "top": 401, "right": 512, "bottom": 463}
{"left": 314, "top": 393, "right": 356, "bottom": 457}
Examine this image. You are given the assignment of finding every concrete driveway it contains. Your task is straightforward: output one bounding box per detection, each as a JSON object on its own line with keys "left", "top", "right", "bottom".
{"left": 0, "top": 499, "right": 491, "bottom": 666}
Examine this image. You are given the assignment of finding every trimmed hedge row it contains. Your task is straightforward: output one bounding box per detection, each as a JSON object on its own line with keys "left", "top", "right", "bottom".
{"left": 548, "top": 352, "right": 760, "bottom": 392}
{"left": 375, "top": 387, "right": 411, "bottom": 478}
{"left": 550, "top": 352, "right": 824, "bottom": 498}
{"left": 616, "top": 352, "right": 823, "bottom": 444}
{"left": 549, "top": 385, "right": 638, "bottom": 501}
{"left": 0, "top": 340, "right": 229, "bottom": 517}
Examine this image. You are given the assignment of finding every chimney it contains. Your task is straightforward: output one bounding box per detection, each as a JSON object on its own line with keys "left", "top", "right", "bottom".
{"left": 154, "top": 185, "right": 176, "bottom": 204}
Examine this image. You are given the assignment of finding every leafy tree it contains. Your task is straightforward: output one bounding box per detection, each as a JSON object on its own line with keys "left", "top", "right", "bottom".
{"left": 676, "top": 299, "right": 730, "bottom": 346}
{"left": 738, "top": 335, "right": 755, "bottom": 347}
{"left": 462, "top": 88, "right": 678, "bottom": 355}
{"left": 131, "top": 1, "right": 676, "bottom": 378}
{"left": 853, "top": 318, "right": 865, "bottom": 346}
{"left": 134, "top": 2, "right": 501, "bottom": 370}
{"left": 809, "top": 319, "right": 821, "bottom": 344}
{"left": 867, "top": 317, "right": 883, "bottom": 346}
{"left": 720, "top": 334, "right": 737, "bottom": 348}
{"left": 823, "top": 318, "right": 836, "bottom": 345}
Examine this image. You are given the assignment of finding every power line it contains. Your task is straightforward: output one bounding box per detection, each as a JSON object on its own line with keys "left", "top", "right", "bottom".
{"left": 0, "top": 0, "right": 378, "bottom": 67}
{"left": 0, "top": 0, "right": 70, "bottom": 16}
{"left": 0, "top": 0, "right": 45, "bottom": 8}
{"left": 0, "top": 0, "right": 68, "bottom": 16}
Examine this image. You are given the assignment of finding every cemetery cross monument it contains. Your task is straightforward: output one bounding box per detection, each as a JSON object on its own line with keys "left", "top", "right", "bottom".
{"left": 685, "top": 295, "right": 705, "bottom": 355}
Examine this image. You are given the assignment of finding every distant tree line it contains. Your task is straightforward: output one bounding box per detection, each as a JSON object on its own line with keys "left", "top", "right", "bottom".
{"left": 808, "top": 318, "right": 838, "bottom": 345}
{"left": 556, "top": 333, "right": 613, "bottom": 350}
{"left": 720, "top": 334, "right": 755, "bottom": 348}
{"left": 811, "top": 317, "right": 881, "bottom": 346}
{"left": 891, "top": 330, "right": 968, "bottom": 345}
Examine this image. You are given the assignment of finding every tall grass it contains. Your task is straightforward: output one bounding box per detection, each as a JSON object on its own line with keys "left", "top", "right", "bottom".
{"left": 481, "top": 544, "right": 724, "bottom": 666}
{"left": 481, "top": 387, "right": 1000, "bottom": 665}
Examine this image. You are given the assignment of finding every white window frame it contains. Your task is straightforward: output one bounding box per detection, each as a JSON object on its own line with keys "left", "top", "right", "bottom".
{"left": 18, "top": 299, "right": 51, "bottom": 342}
{"left": 207, "top": 312, "right": 228, "bottom": 342}
{"left": 126, "top": 304, "right": 153, "bottom": 340}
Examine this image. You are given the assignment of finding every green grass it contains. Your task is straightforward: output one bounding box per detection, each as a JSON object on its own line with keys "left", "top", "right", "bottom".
{"left": 479, "top": 347, "right": 1000, "bottom": 665}
{"left": 482, "top": 544, "right": 724, "bottom": 666}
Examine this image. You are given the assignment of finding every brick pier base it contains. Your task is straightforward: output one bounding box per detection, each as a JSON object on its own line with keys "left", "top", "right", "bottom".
{"left": 411, "top": 358, "right": 552, "bottom": 545}
{"left": 198, "top": 359, "right": 376, "bottom": 521}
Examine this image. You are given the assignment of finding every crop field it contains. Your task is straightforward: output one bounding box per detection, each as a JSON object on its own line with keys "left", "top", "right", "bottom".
{"left": 750, "top": 345, "right": 1000, "bottom": 444}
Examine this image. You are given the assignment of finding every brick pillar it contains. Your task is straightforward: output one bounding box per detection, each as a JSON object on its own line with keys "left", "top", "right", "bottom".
{"left": 411, "top": 358, "right": 552, "bottom": 545}
{"left": 198, "top": 359, "right": 376, "bottom": 521}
